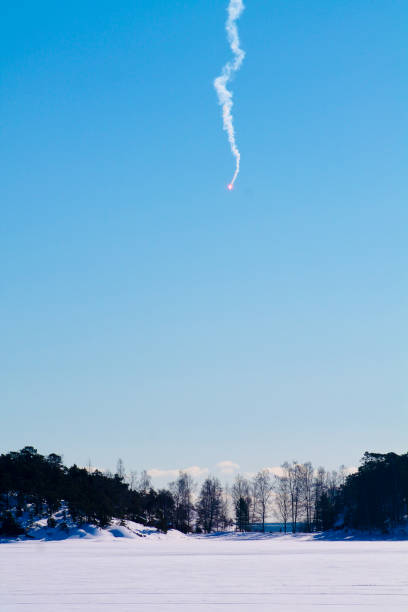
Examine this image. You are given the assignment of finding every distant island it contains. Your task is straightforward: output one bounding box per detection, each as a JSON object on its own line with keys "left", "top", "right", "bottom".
{"left": 1, "top": 446, "right": 407, "bottom": 539}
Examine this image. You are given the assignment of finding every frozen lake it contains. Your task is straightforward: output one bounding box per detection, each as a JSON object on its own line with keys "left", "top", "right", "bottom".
{"left": 1, "top": 532, "right": 408, "bottom": 611}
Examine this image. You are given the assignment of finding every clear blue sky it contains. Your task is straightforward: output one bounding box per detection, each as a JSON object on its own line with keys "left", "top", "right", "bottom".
{"left": 1, "top": 0, "right": 407, "bottom": 478}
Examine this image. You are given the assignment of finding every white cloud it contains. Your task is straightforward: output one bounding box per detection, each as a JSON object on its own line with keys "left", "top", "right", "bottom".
{"left": 147, "top": 468, "right": 179, "bottom": 479}
{"left": 147, "top": 466, "right": 209, "bottom": 480}
{"left": 262, "top": 466, "right": 285, "bottom": 477}
{"left": 243, "top": 471, "right": 255, "bottom": 479}
{"left": 243, "top": 467, "right": 283, "bottom": 479}
{"left": 217, "top": 460, "right": 240, "bottom": 475}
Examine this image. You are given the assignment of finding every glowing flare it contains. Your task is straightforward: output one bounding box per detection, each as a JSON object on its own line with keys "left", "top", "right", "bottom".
{"left": 227, "top": 183, "right": 233, "bottom": 191}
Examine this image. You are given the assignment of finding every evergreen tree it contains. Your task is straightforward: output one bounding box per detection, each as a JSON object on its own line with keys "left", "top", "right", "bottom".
{"left": 235, "top": 497, "right": 250, "bottom": 531}
{"left": 197, "top": 477, "right": 223, "bottom": 533}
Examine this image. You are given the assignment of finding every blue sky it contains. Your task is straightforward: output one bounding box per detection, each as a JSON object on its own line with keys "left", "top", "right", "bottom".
{"left": 1, "top": 0, "right": 407, "bottom": 479}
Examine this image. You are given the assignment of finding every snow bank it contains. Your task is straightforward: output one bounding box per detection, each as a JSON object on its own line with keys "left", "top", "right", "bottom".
{"left": 0, "top": 507, "right": 186, "bottom": 543}
{"left": 22, "top": 519, "right": 186, "bottom": 542}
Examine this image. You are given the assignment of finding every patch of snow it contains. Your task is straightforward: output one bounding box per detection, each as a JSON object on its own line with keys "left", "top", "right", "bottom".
{"left": 0, "top": 506, "right": 186, "bottom": 543}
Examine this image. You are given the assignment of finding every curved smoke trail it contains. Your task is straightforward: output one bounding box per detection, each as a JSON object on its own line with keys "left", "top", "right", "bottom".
{"left": 214, "top": 0, "right": 245, "bottom": 189}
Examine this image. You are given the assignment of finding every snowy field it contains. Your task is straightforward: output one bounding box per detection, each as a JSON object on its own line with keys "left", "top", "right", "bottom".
{"left": 1, "top": 531, "right": 408, "bottom": 611}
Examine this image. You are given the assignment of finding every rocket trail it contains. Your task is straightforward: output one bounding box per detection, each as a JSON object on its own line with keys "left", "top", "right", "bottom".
{"left": 214, "top": 0, "right": 245, "bottom": 190}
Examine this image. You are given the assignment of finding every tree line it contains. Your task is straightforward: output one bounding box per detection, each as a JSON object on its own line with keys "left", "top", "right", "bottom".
{"left": 1, "top": 447, "right": 407, "bottom": 537}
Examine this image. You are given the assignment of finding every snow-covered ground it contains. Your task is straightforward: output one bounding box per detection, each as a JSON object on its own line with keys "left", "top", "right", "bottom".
{"left": 1, "top": 531, "right": 408, "bottom": 611}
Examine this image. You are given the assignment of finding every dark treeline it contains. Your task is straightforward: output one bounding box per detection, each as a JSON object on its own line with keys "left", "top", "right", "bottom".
{"left": 1, "top": 447, "right": 407, "bottom": 537}
{"left": 343, "top": 452, "right": 408, "bottom": 530}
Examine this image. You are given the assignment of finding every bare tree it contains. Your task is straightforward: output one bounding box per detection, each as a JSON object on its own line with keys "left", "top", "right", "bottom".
{"left": 219, "top": 485, "right": 232, "bottom": 530}
{"left": 116, "top": 458, "right": 125, "bottom": 480}
{"left": 313, "top": 466, "right": 327, "bottom": 529}
{"left": 129, "top": 470, "right": 138, "bottom": 491}
{"left": 138, "top": 470, "right": 152, "bottom": 493}
{"left": 327, "top": 469, "right": 341, "bottom": 502}
{"left": 249, "top": 478, "right": 258, "bottom": 525}
{"left": 299, "top": 462, "right": 314, "bottom": 532}
{"left": 170, "top": 471, "right": 195, "bottom": 533}
{"left": 253, "top": 470, "right": 273, "bottom": 532}
{"left": 283, "top": 461, "right": 303, "bottom": 533}
{"left": 274, "top": 473, "right": 290, "bottom": 533}
{"left": 231, "top": 474, "right": 251, "bottom": 506}
{"left": 338, "top": 465, "right": 348, "bottom": 487}
{"left": 314, "top": 466, "right": 345, "bottom": 531}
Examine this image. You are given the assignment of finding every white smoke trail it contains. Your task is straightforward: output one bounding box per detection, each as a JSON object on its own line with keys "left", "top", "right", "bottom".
{"left": 214, "top": 0, "right": 245, "bottom": 189}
